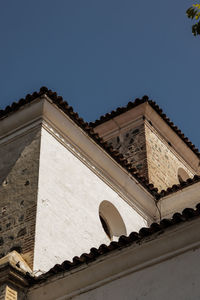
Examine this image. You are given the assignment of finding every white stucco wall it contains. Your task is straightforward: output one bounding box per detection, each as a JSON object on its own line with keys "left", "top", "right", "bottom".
{"left": 72, "top": 247, "right": 200, "bottom": 300}
{"left": 33, "top": 127, "right": 147, "bottom": 272}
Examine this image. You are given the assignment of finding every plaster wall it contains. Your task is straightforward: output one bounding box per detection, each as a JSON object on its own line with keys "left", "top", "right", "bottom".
{"left": 33, "top": 127, "right": 147, "bottom": 272}
{"left": 145, "top": 124, "right": 194, "bottom": 191}
{"left": 72, "top": 247, "right": 200, "bottom": 300}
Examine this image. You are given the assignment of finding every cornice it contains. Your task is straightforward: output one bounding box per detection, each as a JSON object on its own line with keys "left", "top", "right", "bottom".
{"left": 41, "top": 100, "right": 157, "bottom": 222}
{"left": 99, "top": 116, "right": 145, "bottom": 141}
{"left": 90, "top": 96, "right": 200, "bottom": 160}
{"left": 0, "top": 92, "right": 157, "bottom": 221}
{"left": 157, "top": 179, "right": 200, "bottom": 219}
{"left": 0, "top": 263, "right": 29, "bottom": 288}
{"left": 0, "top": 87, "right": 159, "bottom": 198}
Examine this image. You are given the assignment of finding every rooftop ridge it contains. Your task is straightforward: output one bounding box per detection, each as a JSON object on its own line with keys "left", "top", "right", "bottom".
{"left": 2, "top": 88, "right": 200, "bottom": 199}
{"left": 27, "top": 201, "right": 200, "bottom": 284}
{"left": 0, "top": 87, "right": 159, "bottom": 197}
{"left": 89, "top": 96, "right": 200, "bottom": 158}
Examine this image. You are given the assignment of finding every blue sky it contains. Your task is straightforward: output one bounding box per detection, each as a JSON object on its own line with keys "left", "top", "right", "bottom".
{"left": 0, "top": 1, "right": 199, "bottom": 148}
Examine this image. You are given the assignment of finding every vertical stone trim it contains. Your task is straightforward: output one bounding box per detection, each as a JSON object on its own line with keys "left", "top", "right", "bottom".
{"left": 0, "top": 285, "right": 6, "bottom": 300}
{"left": 5, "top": 286, "right": 17, "bottom": 300}
{"left": 22, "top": 203, "right": 37, "bottom": 266}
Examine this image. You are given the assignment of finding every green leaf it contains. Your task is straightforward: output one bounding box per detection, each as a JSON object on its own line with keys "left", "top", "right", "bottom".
{"left": 193, "top": 4, "right": 200, "bottom": 9}
{"left": 186, "top": 3, "right": 200, "bottom": 36}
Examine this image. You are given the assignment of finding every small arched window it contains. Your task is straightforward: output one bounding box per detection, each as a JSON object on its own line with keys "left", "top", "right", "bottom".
{"left": 99, "top": 201, "right": 127, "bottom": 241}
{"left": 177, "top": 168, "right": 190, "bottom": 184}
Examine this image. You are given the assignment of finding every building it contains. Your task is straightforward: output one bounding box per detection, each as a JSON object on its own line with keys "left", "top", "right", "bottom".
{"left": 0, "top": 87, "right": 200, "bottom": 299}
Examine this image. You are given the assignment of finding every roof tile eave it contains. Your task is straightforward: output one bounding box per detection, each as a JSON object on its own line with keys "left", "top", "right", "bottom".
{"left": 157, "top": 175, "right": 200, "bottom": 199}
{"left": 28, "top": 201, "right": 200, "bottom": 285}
{"left": 89, "top": 96, "right": 200, "bottom": 159}
{"left": 0, "top": 87, "right": 158, "bottom": 198}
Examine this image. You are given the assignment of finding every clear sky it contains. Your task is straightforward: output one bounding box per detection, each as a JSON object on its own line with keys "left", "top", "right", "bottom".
{"left": 0, "top": 1, "right": 199, "bottom": 148}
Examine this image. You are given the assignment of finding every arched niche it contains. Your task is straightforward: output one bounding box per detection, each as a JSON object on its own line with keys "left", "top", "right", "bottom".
{"left": 99, "top": 200, "right": 127, "bottom": 241}
{"left": 177, "top": 168, "right": 190, "bottom": 183}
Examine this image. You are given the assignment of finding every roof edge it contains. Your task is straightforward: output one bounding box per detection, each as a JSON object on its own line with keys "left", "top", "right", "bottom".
{"left": 157, "top": 174, "right": 200, "bottom": 199}
{"left": 29, "top": 201, "right": 200, "bottom": 285}
{"left": 89, "top": 96, "right": 200, "bottom": 158}
{"left": 0, "top": 87, "right": 159, "bottom": 198}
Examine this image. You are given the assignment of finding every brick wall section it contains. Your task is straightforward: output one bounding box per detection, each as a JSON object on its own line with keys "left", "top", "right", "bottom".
{"left": 106, "top": 121, "right": 195, "bottom": 192}
{"left": 107, "top": 123, "right": 148, "bottom": 179}
{"left": 0, "top": 127, "right": 41, "bottom": 268}
{"left": 145, "top": 124, "right": 194, "bottom": 191}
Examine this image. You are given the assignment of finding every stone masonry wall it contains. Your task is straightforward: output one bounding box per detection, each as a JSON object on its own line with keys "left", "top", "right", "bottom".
{"left": 107, "top": 123, "right": 148, "bottom": 179}
{"left": 0, "top": 284, "right": 6, "bottom": 300}
{"left": 145, "top": 124, "right": 194, "bottom": 192}
{"left": 106, "top": 120, "right": 195, "bottom": 192}
{"left": 0, "top": 127, "right": 41, "bottom": 268}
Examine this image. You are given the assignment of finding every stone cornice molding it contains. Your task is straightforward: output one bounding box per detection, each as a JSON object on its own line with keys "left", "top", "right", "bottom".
{"left": 0, "top": 263, "right": 29, "bottom": 288}
{"left": 0, "top": 96, "right": 157, "bottom": 222}
{"left": 94, "top": 102, "right": 199, "bottom": 173}
{"left": 158, "top": 181, "right": 200, "bottom": 219}
{"left": 42, "top": 120, "right": 153, "bottom": 221}
{"left": 41, "top": 97, "right": 157, "bottom": 222}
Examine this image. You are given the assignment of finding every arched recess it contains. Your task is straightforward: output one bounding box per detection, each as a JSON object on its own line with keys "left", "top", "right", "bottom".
{"left": 177, "top": 168, "right": 190, "bottom": 183}
{"left": 99, "top": 200, "right": 127, "bottom": 241}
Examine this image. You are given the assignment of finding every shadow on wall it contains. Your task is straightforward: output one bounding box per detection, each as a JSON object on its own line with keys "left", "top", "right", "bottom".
{"left": 0, "top": 129, "right": 41, "bottom": 186}
{"left": 177, "top": 168, "right": 190, "bottom": 184}
{"left": 99, "top": 200, "right": 127, "bottom": 241}
{"left": 0, "top": 128, "right": 41, "bottom": 266}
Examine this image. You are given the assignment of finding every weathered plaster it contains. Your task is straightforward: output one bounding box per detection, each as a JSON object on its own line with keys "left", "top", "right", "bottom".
{"left": 33, "top": 127, "right": 147, "bottom": 272}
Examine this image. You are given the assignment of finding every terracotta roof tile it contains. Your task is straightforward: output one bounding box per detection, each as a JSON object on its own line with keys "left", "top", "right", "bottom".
{"left": 26, "top": 201, "right": 200, "bottom": 285}
{"left": 0, "top": 87, "right": 159, "bottom": 197}
{"left": 2, "top": 88, "right": 200, "bottom": 286}
{"left": 156, "top": 175, "right": 200, "bottom": 199}
{"left": 89, "top": 96, "right": 200, "bottom": 158}
{"left": 1, "top": 88, "right": 200, "bottom": 199}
